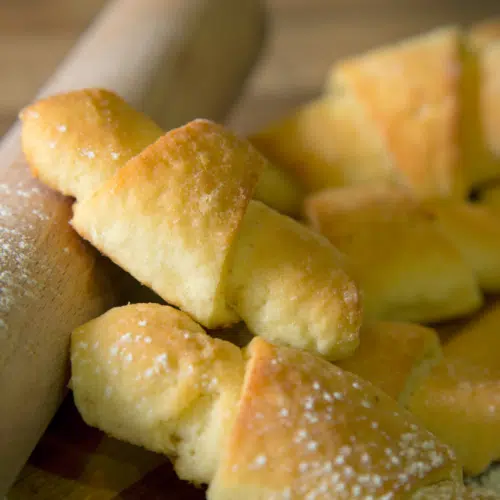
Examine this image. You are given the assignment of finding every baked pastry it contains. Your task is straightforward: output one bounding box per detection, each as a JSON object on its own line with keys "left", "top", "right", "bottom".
{"left": 71, "top": 118, "right": 264, "bottom": 329}
{"left": 250, "top": 27, "right": 464, "bottom": 200}
{"left": 336, "top": 321, "right": 441, "bottom": 406}
{"left": 249, "top": 96, "right": 401, "bottom": 193}
{"left": 70, "top": 303, "right": 463, "bottom": 499}
{"left": 325, "top": 27, "right": 464, "bottom": 199}
{"left": 414, "top": 482, "right": 500, "bottom": 499}
{"left": 70, "top": 134, "right": 360, "bottom": 359}
{"left": 224, "top": 200, "right": 360, "bottom": 359}
{"left": 21, "top": 95, "right": 362, "bottom": 360}
{"left": 304, "top": 182, "right": 482, "bottom": 323}
{"left": 423, "top": 199, "right": 500, "bottom": 292}
{"left": 408, "top": 301, "right": 500, "bottom": 475}
{"left": 478, "top": 41, "right": 500, "bottom": 181}
{"left": 479, "top": 184, "right": 500, "bottom": 212}
{"left": 462, "top": 20, "right": 500, "bottom": 187}
{"left": 20, "top": 88, "right": 303, "bottom": 215}
{"left": 20, "top": 88, "right": 163, "bottom": 201}
{"left": 468, "top": 19, "right": 500, "bottom": 48}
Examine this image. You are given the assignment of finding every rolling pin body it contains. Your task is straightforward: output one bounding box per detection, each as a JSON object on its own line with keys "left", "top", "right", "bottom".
{"left": 0, "top": 0, "right": 264, "bottom": 494}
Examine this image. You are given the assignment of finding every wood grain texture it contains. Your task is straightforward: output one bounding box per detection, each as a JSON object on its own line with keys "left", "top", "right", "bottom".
{"left": 1, "top": 0, "right": 499, "bottom": 137}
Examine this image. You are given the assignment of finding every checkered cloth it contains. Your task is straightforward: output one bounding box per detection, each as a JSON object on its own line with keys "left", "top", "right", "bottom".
{"left": 8, "top": 395, "right": 206, "bottom": 499}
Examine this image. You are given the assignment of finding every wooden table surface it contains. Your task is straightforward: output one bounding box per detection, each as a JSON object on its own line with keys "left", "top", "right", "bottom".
{"left": 2, "top": 0, "right": 500, "bottom": 497}
{"left": 1, "top": 0, "right": 499, "bottom": 138}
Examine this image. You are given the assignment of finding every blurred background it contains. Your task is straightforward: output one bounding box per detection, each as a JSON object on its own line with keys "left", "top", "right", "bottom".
{"left": 0, "top": 0, "right": 499, "bottom": 137}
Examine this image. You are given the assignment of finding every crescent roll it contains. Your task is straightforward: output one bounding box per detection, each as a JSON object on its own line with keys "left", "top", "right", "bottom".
{"left": 226, "top": 200, "right": 360, "bottom": 359}
{"left": 305, "top": 183, "right": 482, "bottom": 324}
{"left": 462, "top": 20, "right": 500, "bottom": 187}
{"left": 251, "top": 27, "right": 464, "bottom": 200}
{"left": 423, "top": 200, "right": 500, "bottom": 292}
{"left": 408, "top": 302, "right": 500, "bottom": 475}
{"left": 480, "top": 41, "right": 500, "bottom": 177}
{"left": 72, "top": 118, "right": 263, "bottom": 328}
{"left": 20, "top": 88, "right": 163, "bottom": 201}
{"left": 479, "top": 184, "right": 500, "bottom": 212}
{"left": 71, "top": 127, "right": 360, "bottom": 358}
{"left": 325, "top": 27, "right": 465, "bottom": 199}
{"left": 70, "top": 303, "right": 462, "bottom": 499}
{"left": 468, "top": 19, "right": 500, "bottom": 49}
{"left": 20, "top": 88, "right": 303, "bottom": 215}
{"left": 21, "top": 95, "right": 362, "bottom": 360}
{"left": 249, "top": 96, "right": 402, "bottom": 193}
{"left": 337, "top": 322, "right": 442, "bottom": 406}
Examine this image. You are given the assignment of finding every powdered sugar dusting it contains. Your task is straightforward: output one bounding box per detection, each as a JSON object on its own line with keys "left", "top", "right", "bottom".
{"left": 1, "top": 180, "right": 51, "bottom": 339}
{"left": 233, "top": 344, "right": 457, "bottom": 498}
{"left": 80, "top": 148, "right": 95, "bottom": 159}
{"left": 0, "top": 206, "right": 12, "bottom": 218}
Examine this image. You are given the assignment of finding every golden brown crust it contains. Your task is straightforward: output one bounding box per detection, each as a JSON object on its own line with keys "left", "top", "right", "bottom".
{"left": 20, "top": 88, "right": 302, "bottom": 214}
{"left": 468, "top": 19, "right": 500, "bottom": 51}
{"left": 71, "top": 118, "right": 363, "bottom": 357}
{"left": 409, "top": 302, "right": 500, "bottom": 475}
{"left": 249, "top": 98, "right": 339, "bottom": 193}
{"left": 305, "top": 183, "right": 482, "bottom": 323}
{"left": 479, "top": 184, "right": 500, "bottom": 212}
{"left": 337, "top": 321, "right": 442, "bottom": 405}
{"left": 227, "top": 200, "right": 362, "bottom": 361}
{"left": 72, "top": 119, "right": 264, "bottom": 328}
{"left": 70, "top": 303, "right": 245, "bottom": 484}
{"left": 327, "top": 27, "right": 464, "bottom": 198}
{"left": 480, "top": 42, "right": 500, "bottom": 166}
{"left": 21, "top": 89, "right": 363, "bottom": 357}
{"left": 19, "top": 89, "right": 163, "bottom": 200}
{"left": 70, "top": 305, "right": 464, "bottom": 498}
{"left": 249, "top": 96, "right": 401, "bottom": 193}
{"left": 209, "top": 337, "right": 460, "bottom": 499}
{"left": 423, "top": 200, "right": 500, "bottom": 292}
{"left": 462, "top": 21, "right": 500, "bottom": 187}
{"left": 253, "top": 155, "right": 305, "bottom": 215}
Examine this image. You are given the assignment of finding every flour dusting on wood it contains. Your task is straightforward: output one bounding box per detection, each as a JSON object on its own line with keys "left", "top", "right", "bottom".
{"left": 0, "top": 179, "right": 49, "bottom": 335}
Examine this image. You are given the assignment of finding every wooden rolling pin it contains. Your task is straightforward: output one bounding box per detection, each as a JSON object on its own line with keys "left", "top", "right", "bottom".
{"left": 0, "top": 0, "right": 265, "bottom": 494}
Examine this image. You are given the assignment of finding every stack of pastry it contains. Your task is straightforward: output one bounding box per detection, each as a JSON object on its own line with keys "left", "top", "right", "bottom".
{"left": 20, "top": 18, "right": 500, "bottom": 500}
{"left": 248, "top": 18, "right": 500, "bottom": 497}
